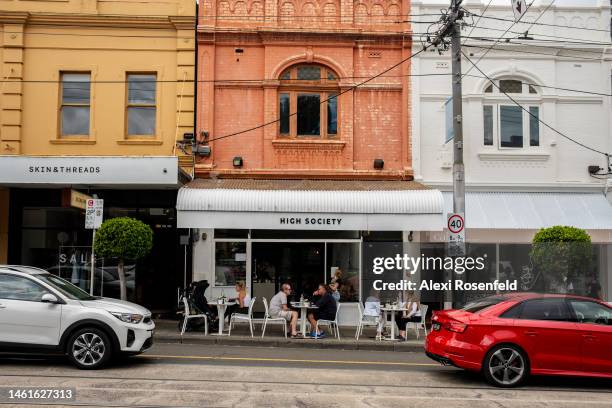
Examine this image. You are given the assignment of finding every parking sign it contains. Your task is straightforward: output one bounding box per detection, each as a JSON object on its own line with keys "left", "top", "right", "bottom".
{"left": 85, "top": 199, "right": 104, "bottom": 229}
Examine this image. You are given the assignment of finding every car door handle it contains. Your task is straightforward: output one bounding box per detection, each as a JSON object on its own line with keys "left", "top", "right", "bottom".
{"left": 524, "top": 330, "right": 538, "bottom": 336}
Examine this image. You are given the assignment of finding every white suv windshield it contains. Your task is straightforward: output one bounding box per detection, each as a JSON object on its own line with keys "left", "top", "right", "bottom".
{"left": 37, "top": 274, "right": 96, "bottom": 301}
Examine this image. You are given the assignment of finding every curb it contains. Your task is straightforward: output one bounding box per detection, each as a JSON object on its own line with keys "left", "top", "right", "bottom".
{"left": 154, "top": 333, "right": 425, "bottom": 352}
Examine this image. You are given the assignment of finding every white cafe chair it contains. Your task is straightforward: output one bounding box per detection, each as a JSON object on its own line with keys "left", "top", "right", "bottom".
{"left": 180, "top": 297, "right": 208, "bottom": 342}
{"left": 228, "top": 297, "right": 257, "bottom": 337}
{"left": 315, "top": 303, "right": 341, "bottom": 339}
{"left": 407, "top": 304, "right": 428, "bottom": 340}
{"left": 260, "top": 297, "right": 287, "bottom": 338}
{"left": 355, "top": 302, "right": 381, "bottom": 341}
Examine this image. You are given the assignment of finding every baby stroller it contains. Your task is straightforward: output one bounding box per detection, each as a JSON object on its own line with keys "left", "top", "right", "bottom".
{"left": 177, "top": 280, "right": 219, "bottom": 332}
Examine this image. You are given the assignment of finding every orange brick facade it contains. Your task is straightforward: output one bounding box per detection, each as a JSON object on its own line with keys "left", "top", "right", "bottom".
{"left": 196, "top": 0, "right": 413, "bottom": 179}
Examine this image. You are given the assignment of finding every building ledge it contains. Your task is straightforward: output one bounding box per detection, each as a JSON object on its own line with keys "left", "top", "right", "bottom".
{"left": 271, "top": 139, "right": 346, "bottom": 151}
{"left": 117, "top": 139, "right": 163, "bottom": 146}
{"left": 49, "top": 139, "right": 96, "bottom": 145}
{"left": 478, "top": 152, "right": 550, "bottom": 162}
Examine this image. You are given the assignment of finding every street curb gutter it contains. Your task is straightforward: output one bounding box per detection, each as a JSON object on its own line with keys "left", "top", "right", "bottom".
{"left": 155, "top": 334, "right": 425, "bottom": 352}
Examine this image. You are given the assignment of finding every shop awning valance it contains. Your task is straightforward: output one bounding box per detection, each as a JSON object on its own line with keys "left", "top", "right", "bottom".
{"left": 442, "top": 191, "right": 612, "bottom": 230}
{"left": 177, "top": 179, "right": 445, "bottom": 231}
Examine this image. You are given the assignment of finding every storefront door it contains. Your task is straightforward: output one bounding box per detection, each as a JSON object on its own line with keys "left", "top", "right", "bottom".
{"left": 251, "top": 242, "right": 325, "bottom": 311}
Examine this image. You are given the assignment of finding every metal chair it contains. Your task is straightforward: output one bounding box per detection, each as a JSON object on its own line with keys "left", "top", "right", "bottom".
{"left": 407, "top": 304, "right": 429, "bottom": 340}
{"left": 260, "top": 297, "right": 287, "bottom": 338}
{"left": 228, "top": 297, "right": 257, "bottom": 337}
{"left": 180, "top": 297, "right": 208, "bottom": 343}
{"left": 315, "top": 303, "right": 341, "bottom": 339}
{"left": 355, "top": 302, "right": 382, "bottom": 340}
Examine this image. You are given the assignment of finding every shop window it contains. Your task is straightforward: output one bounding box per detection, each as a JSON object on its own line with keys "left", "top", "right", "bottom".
{"left": 326, "top": 242, "right": 360, "bottom": 302}
{"left": 482, "top": 78, "right": 540, "bottom": 149}
{"left": 60, "top": 72, "right": 91, "bottom": 136}
{"left": 215, "top": 242, "right": 247, "bottom": 286}
{"left": 126, "top": 73, "right": 157, "bottom": 136}
{"left": 278, "top": 64, "right": 340, "bottom": 138}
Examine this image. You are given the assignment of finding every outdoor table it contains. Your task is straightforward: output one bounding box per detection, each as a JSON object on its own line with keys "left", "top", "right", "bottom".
{"left": 211, "top": 300, "right": 236, "bottom": 336}
{"left": 380, "top": 305, "right": 408, "bottom": 341}
{"left": 290, "top": 301, "right": 318, "bottom": 337}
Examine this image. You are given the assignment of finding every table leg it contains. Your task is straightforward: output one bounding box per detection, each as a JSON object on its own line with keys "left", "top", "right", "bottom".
{"left": 218, "top": 305, "right": 226, "bottom": 335}
{"left": 300, "top": 308, "right": 307, "bottom": 337}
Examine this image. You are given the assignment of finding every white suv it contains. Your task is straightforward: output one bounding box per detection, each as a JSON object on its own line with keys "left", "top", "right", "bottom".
{"left": 0, "top": 265, "right": 155, "bottom": 369}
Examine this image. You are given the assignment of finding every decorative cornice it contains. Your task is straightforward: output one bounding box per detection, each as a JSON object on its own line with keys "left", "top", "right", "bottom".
{"left": 23, "top": 13, "right": 194, "bottom": 29}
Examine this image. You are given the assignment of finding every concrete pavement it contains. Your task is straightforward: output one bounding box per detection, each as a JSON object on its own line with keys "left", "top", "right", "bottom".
{"left": 0, "top": 342, "right": 611, "bottom": 407}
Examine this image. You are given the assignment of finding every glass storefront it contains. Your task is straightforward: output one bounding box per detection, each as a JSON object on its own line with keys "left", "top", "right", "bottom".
{"left": 8, "top": 188, "right": 185, "bottom": 313}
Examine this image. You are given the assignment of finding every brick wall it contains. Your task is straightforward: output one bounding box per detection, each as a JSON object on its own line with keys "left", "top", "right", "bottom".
{"left": 197, "top": 0, "right": 412, "bottom": 179}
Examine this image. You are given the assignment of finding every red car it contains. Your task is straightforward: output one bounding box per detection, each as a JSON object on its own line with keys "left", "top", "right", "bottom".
{"left": 425, "top": 293, "right": 612, "bottom": 387}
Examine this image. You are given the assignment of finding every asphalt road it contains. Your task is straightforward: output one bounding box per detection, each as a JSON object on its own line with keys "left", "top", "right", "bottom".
{"left": 0, "top": 342, "right": 610, "bottom": 407}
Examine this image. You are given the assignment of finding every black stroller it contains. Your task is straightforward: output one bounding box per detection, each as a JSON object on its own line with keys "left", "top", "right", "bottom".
{"left": 178, "top": 280, "right": 219, "bottom": 332}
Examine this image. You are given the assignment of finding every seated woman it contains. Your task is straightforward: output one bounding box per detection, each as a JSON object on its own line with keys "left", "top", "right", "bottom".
{"left": 225, "top": 281, "right": 251, "bottom": 320}
{"left": 363, "top": 289, "right": 383, "bottom": 337}
{"left": 396, "top": 290, "right": 422, "bottom": 341}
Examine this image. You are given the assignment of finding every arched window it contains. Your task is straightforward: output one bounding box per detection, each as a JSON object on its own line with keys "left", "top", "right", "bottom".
{"left": 278, "top": 64, "right": 339, "bottom": 138}
{"left": 482, "top": 78, "right": 540, "bottom": 149}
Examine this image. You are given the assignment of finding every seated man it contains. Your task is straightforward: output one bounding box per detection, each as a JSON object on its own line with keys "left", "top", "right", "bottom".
{"left": 269, "top": 283, "right": 300, "bottom": 338}
{"left": 307, "top": 284, "right": 338, "bottom": 338}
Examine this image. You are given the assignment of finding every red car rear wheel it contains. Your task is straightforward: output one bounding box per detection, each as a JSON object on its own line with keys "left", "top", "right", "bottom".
{"left": 483, "top": 344, "right": 529, "bottom": 388}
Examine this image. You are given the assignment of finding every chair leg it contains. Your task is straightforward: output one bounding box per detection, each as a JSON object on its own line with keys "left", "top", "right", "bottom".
{"left": 355, "top": 322, "right": 361, "bottom": 340}
{"left": 283, "top": 321, "right": 287, "bottom": 338}
{"left": 249, "top": 320, "right": 254, "bottom": 338}
{"left": 228, "top": 317, "right": 233, "bottom": 336}
{"left": 336, "top": 323, "right": 340, "bottom": 339}
{"left": 204, "top": 316, "right": 208, "bottom": 336}
{"left": 261, "top": 319, "right": 267, "bottom": 338}
{"left": 181, "top": 316, "right": 188, "bottom": 343}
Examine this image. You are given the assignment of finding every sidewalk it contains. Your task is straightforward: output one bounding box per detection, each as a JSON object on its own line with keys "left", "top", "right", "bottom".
{"left": 154, "top": 320, "right": 426, "bottom": 352}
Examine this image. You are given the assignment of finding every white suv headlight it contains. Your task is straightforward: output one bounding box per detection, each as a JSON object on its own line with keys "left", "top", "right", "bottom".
{"left": 110, "top": 312, "right": 143, "bottom": 324}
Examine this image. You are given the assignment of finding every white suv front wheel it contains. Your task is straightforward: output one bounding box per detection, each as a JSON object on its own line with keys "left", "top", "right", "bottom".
{"left": 66, "top": 327, "right": 112, "bottom": 369}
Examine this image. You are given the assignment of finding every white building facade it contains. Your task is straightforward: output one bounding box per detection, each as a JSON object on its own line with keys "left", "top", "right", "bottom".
{"left": 412, "top": 0, "right": 612, "bottom": 301}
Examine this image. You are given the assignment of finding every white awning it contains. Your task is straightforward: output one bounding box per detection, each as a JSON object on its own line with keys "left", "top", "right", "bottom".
{"left": 442, "top": 192, "right": 612, "bottom": 230}
{"left": 177, "top": 179, "right": 445, "bottom": 231}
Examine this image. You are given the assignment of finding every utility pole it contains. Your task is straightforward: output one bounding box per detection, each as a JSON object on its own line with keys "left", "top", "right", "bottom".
{"left": 450, "top": 0, "right": 465, "bottom": 224}
{"left": 430, "top": 0, "right": 465, "bottom": 309}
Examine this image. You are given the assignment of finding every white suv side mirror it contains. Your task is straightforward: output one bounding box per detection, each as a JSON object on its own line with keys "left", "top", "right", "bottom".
{"left": 41, "top": 293, "right": 59, "bottom": 304}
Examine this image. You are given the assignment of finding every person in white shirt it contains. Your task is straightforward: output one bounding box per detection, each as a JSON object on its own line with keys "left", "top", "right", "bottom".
{"left": 396, "top": 290, "right": 422, "bottom": 341}
{"left": 269, "top": 283, "right": 300, "bottom": 338}
{"left": 363, "top": 289, "right": 384, "bottom": 336}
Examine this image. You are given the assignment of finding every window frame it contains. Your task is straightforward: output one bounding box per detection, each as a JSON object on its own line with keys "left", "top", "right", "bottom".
{"left": 567, "top": 299, "right": 611, "bottom": 326}
{"left": 59, "top": 71, "right": 91, "bottom": 138}
{"left": 511, "top": 298, "right": 573, "bottom": 322}
{"left": 125, "top": 72, "right": 158, "bottom": 138}
{"left": 482, "top": 78, "right": 541, "bottom": 150}
{"left": 278, "top": 64, "right": 340, "bottom": 139}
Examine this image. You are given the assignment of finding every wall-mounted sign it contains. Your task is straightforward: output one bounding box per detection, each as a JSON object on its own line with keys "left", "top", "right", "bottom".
{"left": 70, "top": 190, "right": 92, "bottom": 210}
{"left": 0, "top": 156, "right": 178, "bottom": 185}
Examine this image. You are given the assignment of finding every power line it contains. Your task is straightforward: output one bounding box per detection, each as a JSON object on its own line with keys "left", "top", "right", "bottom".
{"left": 463, "top": 43, "right": 605, "bottom": 62}
{"left": 4, "top": 72, "right": 612, "bottom": 98}
{"left": 471, "top": 11, "right": 611, "bottom": 34}
{"left": 462, "top": 0, "right": 493, "bottom": 45}
{"left": 464, "top": 24, "right": 612, "bottom": 46}
{"left": 461, "top": 50, "right": 610, "bottom": 157}
{"left": 461, "top": 0, "right": 535, "bottom": 78}
{"left": 207, "top": 45, "right": 429, "bottom": 143}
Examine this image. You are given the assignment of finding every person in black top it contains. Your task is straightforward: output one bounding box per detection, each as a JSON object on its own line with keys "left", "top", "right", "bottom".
{"left": 307, "top": 284, "right": 337, "bottom": 338}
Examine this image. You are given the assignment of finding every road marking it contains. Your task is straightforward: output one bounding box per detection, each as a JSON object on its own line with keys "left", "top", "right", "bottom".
{"left": 138, "top": 354, "right": 439, "bottom": 367}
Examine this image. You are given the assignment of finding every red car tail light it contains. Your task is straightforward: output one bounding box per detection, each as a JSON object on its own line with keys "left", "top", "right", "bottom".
{"left": 445, "top": 320, "right": 467, "bottom": 333}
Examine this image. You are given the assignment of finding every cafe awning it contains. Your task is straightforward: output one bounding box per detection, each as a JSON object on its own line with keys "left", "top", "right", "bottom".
{"left": 177, "top": 179, "right": 445, "bottom": 231}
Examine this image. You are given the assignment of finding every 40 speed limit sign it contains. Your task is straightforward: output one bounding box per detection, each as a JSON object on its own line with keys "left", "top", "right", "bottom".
{"left": 447, "top": 213, "right": 465, "bottom": 256}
